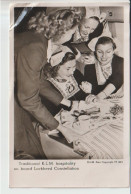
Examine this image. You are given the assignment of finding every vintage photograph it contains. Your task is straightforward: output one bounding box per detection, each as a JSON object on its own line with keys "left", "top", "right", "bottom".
{"left": 13, "top": 5, "right": 125, "bottom": 160}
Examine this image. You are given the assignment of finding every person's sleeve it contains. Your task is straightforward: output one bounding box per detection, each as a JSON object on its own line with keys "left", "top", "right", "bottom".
{"left": 107, "top": 58, "right": 124, "bottom": 91}
{"left": 74, "top": 69, "right": 86, "bottom": 84}
{"left": 84, "top": 65, "right": 94, "bottom": 84}
{"left": 76, "top": 61, "right": 85, "bottom": 75}
{"left": 17, "top": 42, "right": 59, "bottom": 130}
{"left": 39, "top": 80, "right": 63, "bottom": 106}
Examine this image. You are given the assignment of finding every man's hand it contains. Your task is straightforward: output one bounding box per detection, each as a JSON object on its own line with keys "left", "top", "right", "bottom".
{"left": 78, "top": 54, "right": 96, "bottom": 65}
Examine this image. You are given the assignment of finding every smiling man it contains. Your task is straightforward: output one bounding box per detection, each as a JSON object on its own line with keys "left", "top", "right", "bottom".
{"left": 72, "top": 16, "right": 102, "bottom": 43}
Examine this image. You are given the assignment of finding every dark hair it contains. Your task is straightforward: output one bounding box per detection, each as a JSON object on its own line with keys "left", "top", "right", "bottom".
{"left": 43, "top": 52, "right": 75, "bottom": 79}
{"left": 95, "top": 36, "right": 116, "bottom": 51}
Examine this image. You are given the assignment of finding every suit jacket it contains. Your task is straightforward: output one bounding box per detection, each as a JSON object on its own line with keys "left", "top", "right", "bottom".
{"left": 84, "top": 54, "right": 124, "bottom": 95}
{"left": 15, "top": 31, "right": 63, "bottom": 130}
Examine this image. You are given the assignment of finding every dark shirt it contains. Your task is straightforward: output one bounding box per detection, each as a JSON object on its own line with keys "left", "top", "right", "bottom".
{"left": 84, "top": 54, "right": 124, "bottom": 95}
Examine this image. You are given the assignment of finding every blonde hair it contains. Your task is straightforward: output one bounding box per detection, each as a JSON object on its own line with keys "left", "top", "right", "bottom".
{"left": 28, "top": 7, "right": 86, "bottom": 39}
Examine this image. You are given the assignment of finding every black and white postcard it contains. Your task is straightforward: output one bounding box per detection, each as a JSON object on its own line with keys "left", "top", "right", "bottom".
{"left": 9, "top": 2, "right": 130, "bottom": 188}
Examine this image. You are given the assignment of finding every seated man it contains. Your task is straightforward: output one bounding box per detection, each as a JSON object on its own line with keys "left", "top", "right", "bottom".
{"left": 72, "top": 16, "right": 103, "bottom": 43}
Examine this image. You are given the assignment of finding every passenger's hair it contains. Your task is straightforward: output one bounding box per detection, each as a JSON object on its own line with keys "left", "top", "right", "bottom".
{"left": 95, "top": 36, "right": 116, "bottom": 51}
{"left": 28, "top": 7, "right": 86, "bottom": 39}
{"left": 43, "top": 52, "right": 75, "bottom": 79}
{"left": 89, "top": 16, "right": 100, "bottom": 23}
{"left": 80, "top": 16, "right": 100, "bottom": 27}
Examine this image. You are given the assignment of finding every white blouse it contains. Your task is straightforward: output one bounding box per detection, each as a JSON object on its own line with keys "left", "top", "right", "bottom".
{"left": 95, "top": 60, "right": 112, "bottom": 85}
